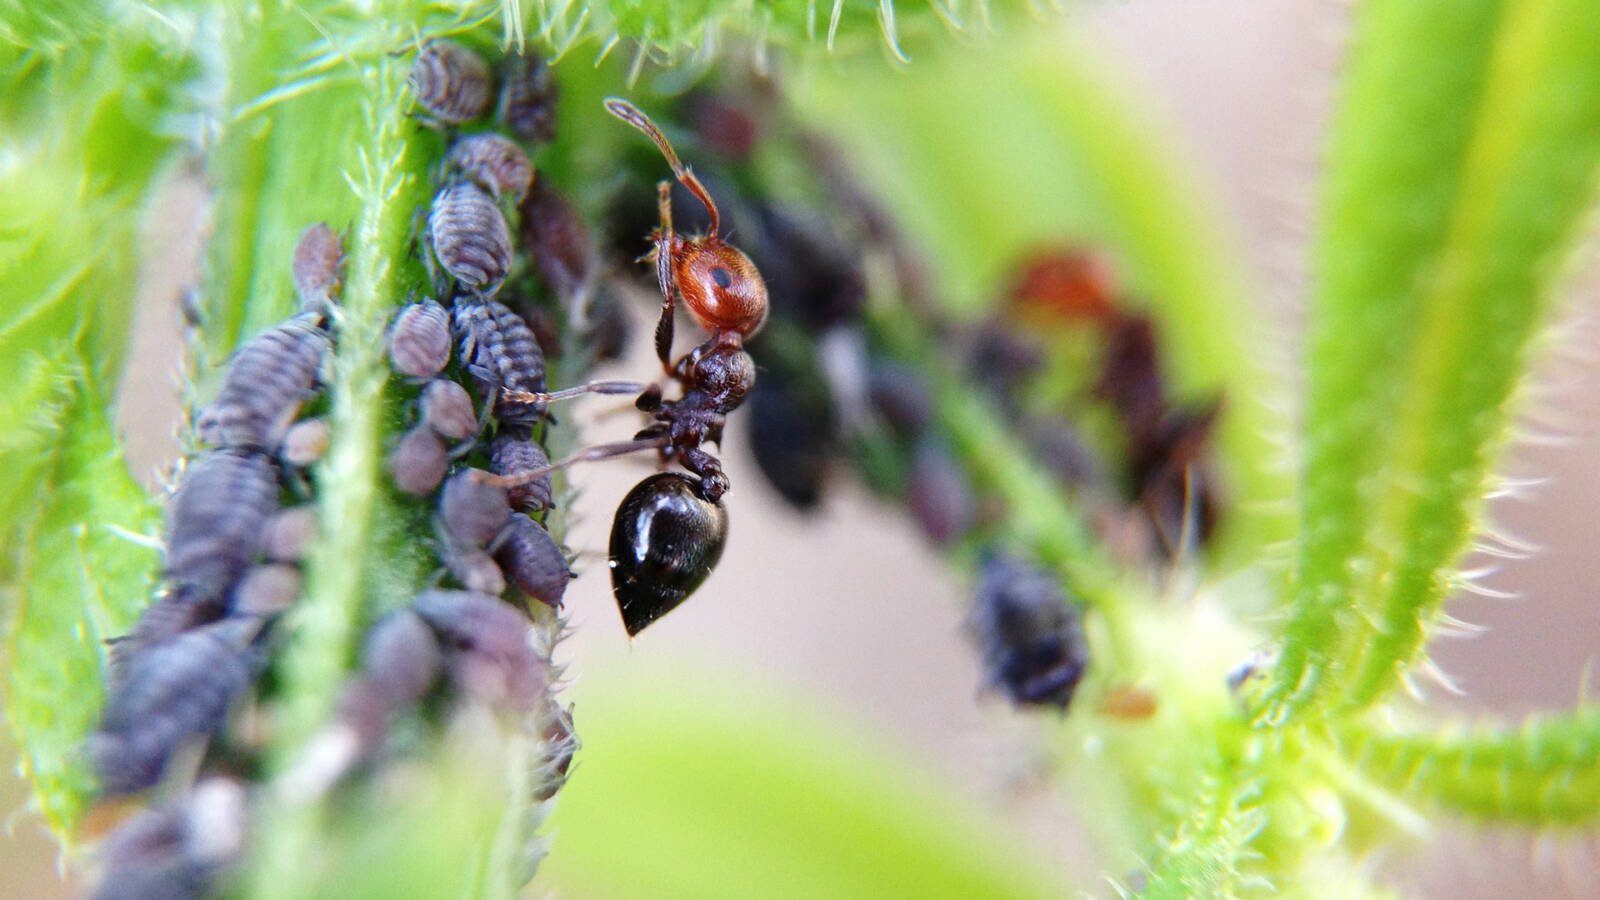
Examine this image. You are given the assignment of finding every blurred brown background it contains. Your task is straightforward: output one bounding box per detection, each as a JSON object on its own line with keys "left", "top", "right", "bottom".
{"left": 7, "top": 1, "right": 1599, "bottom": 896}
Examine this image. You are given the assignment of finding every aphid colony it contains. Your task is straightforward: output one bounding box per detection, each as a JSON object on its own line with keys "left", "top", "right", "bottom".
{"left": 85, "top": 42, "right": 624, "bottom": 897}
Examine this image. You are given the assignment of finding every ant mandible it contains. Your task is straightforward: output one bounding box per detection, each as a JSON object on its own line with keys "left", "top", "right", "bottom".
{"left": 484, "top": 98, "right": 768, "bottom": 501}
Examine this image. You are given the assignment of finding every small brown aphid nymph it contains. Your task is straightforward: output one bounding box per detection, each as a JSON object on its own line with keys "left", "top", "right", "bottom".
{"left": 409, "top": 40, "right": 493, "bottom": 126}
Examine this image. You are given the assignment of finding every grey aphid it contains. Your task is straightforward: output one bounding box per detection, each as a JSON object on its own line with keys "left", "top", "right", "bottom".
{"left": 488, "top": 429, "right": 553, "bottom": 512}
{"left": 90, "top": 777, "right": 246, "bottom": 900}
{"left": 362, "top": 609, "right": 443, "bottom": 705}
{"left": 494, "top": 512, "right": 570, "bottom": 609}
{"left": 967, "top": 554, "right": 1089, "bottom": 711}
{"left": 292, "top": 222, "right": 344, "bottom": 309}
{"left": 447, "top": 544, "right": 507, "bottom": 596}
{"left": 453, "top": 300, "right": 545, "bottom": 424}
{"left": 908, "top": 438, "right": 977, "bottom": 548}
{"left": 438, "top": 470, "right": 510, "bottom": 547}
{"left": 282, "top": 418, "right": 331, "bottom": 467}
{"left": 165, "top": 448, "right": 279, "bottom": 613}
{"left": 429, "top": 181, "right": 512, "bottom": 293}
{"left": 389, "top": 300, "right": 452, "bottom": 379}
{"left": 447, "top": 132, "right": 534, "bottom": 203}
{"left": 412, "top": 590, "right": 544, "bottom": 712}
{"left": 264, "top": 506, "right": 318, "bottom": 563}
{"left": 409, "top": 40, "right": 492, "bottom": 125}
{"left": 231, "top": 563, "right": 302, "bottom": 617}
{"left": 389, "top": 425, "right": 448, "bottom": 496}
{"left": 90, "top": 617, "right": 264, "bottom": 796}
{"left": 497, "top": 51, "right": 558, "bottom": 144}
{"left": 421, "top": 378, "right": 478, "bottom": 441}
{"left": 197, "top": 314, "right": 329, "bottom": 451}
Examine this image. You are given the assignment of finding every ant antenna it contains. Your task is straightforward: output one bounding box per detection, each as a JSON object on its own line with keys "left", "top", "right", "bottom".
{"left": 604, "top": 97, "right": 721, "bottom": 235}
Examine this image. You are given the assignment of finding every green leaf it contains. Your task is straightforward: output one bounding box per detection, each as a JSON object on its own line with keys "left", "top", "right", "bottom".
{"left": 541, "top": 664, "right": 1070, "bottom": 899}
{"left": 1267, "top": 0, "right": 1600, "bottom": 720}
{"left": 2, "top": 373, "right": 161, "bottom": 837}
{"left": 1341, "top": 709, "right": 1600, "bottom": 826}
{"left": 791, "top": 31, "right": 1291, "bottom": 565}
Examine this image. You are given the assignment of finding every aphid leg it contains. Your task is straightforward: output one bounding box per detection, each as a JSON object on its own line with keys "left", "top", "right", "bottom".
{"left": 653, "top": 181, "right": 678, "bottom": 366}
{"left": 474, "top": 435, "right": 671, "bottom": 489}
{"left": 414, "top": 206, "right": 449, "bottom": 298}
{"left": 500, "top": 380, "right": 649, "bottom": 406}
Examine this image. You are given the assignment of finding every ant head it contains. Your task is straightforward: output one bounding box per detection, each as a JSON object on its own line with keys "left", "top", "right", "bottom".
{"left": 675, "top": 238, "right": 768, "bottom": 338}
{"left": 605, "top": 97, "right": 769, "bottom": 338}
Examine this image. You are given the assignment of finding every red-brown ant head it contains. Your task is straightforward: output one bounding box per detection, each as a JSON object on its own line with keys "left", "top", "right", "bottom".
{"left": 675, "top": 236, "right": 768, "bottom": 338}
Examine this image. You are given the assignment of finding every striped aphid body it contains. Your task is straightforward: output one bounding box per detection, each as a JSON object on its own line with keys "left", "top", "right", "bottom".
{"left": 409, "top": 40, "right": 493, "bottom": 126}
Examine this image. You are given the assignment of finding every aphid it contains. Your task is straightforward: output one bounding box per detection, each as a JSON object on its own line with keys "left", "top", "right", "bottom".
{"left": 519, "top": 176, "right": 594, "bottom": 305}
{"left": 292, "top": 222, "right": 344, "bottom": 309}
{"left": 867, "top": 360, "right": 935, "bottom": 437}
{"left": 486, "top": 100, "right": 769, "bottom": 503}
{"left": 746, "top": 366, "right": 834, "bottom": 510}
{"left": 389, "top": 300, "right": 452, "bottom": 379}
{"left": 412, "top": 590, "right": 544, "bottom": 711}
{"left": 90, "top": 777, "right": 245, "bottom": 900}
{"left": 447, "top": 132, "right": 534, "bottom": 203}
{"left": 231, "top": 562, "right": 302, "bottom": 617}
{"left": 495, "top": 512, "right": 570, "bottom": 608}
{"left": 751, "top": 205, "right": 866, "bottom": 331}
{"left": 1135, "top": 403, "right": 1223, "bottom": 555}
{"left": 967, "top": 553, "right": 1089, "bottom": 711}
{"left": 428, "top": 181, "right": 513, "bottom": 294}
{"left": 488, "top": 429, "right": 553, "bottom": 512}
{"left": 264, "top": 506, "right": 317, "bottom": 563}
{"left": 1095, "top": 313, "right": 1167, "bottom": 442}
{"left": 282, "top": 418, "right": 331, "bottom": 467}
{"left": 420, "top": 378, "right": 478, "bottom": 441}
{"left": 409, "top": 40, "right": 492, "bottom": 126}
{"left": 609, "top": 473, "right": 728, "bottom": 636}
{"left": 1020, "top": 416, "right": 1101, "bottom": 490}
{"left": 196, "top": 313, "right": 329, "bottom": 450}
{"left": 453, "top": 299, "right": 546, "bottom": 424}
{"left": 165, "top": 449, "right": 280, "bottom": 612}
{"left": 682, "top": 90, "right": 759, "bottom": 160}
{"left": 90, "top": 617, "right": 264, "bottom": 796}
{"left": 966, "top": 320, "right": 1044, "bottom": 407}
{"left": 446, "top": 544, "right": 507, "bottom": 596}
{"left": 438, "top": 470, "right": 510, "bottom": 547}
{"left": 388, "top": 425, "right": 448, "bottom": 496}
{"left": 908, "top": 438, "right": 977, "bottom": 547}
{"left": 497, "top": 51, "right": 559, "bottom": 144}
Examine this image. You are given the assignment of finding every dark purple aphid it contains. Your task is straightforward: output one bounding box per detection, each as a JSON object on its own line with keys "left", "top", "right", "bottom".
{"left": 389, "top": 300, "right": 452, "bottom": 379}
{"left": 746, "top": 365, "right": 833, "bottom": 510}
{"left": 409, "top": 40, "right": 492, "bottom": 125}
{"left": 282, "top": 418, "right": 330, "bottom": 467}
{"left": 967, "top": 553, "right": 1088, "bottom": 711}
{"left": 361, "top": 609, "right": 444, "bottom": 706}
{"left": 420, "top": 378, "right": 478, "bottom": 441}
{"left": 292, "top": 222, "right": 344, "bottom": 309}
{"left": 867, "top": 361, "right": 934, "bottom": 437}
{"left": 264, "top": 506, "right": 317, "bottom": 563}
{"left": 90, "top": 778, "right": 245, "bottom": 900}
{"left": 389, "top": 425, "right": 448, "bottom": 496}
{"left": 196, "top": 313, "right": 329, "bottom": 450}
{"left": 497, "top": 51, "right": 558, "bottom": 144}
{"left": 966, "top": 320, "right": 1044, "bottom": 407}
{"left": 439, "top": 470, "right": 510, "bottom": 547}
{"left": 609, "top": 473, "right": 728, "bottom": 636}
{"left": 412, "top": 590, "right": 544, "bottom": 712}
{"left": 164, "top": 449, "right": 279, "bottom": 614}
{"left": 908, "top": 438, "right": 976, "bottom": 547}
{"left": 429, "top": 181, "right": 513, "bottom": 294}
{"left": 495, "top": 513, "right": 570, "bottom": 608}
{"left": 751, "top": 205, "right": 866, "bottom": 331}
{"left": 90, "top": 617, "right": 264, "bottom": 796}
{"left": 1021, "top": 416, "right": 1101, "bottom": 490}
{"left": 453, "top": 299, "right": 546, "bottom": 424}
{"left": 231, "top": 562, "right": 301, "bottom": 617}
{"left": 447, "top": 132, "right": 534, "bottom": 203}
{"left": 585, "top": 282, "right": 632, "bottom": 362}
{"left": 518, "top": 177, "right": 593, "bottom": 304}
{"left": 488, "top": 429, "right": 553, "bottom": 512}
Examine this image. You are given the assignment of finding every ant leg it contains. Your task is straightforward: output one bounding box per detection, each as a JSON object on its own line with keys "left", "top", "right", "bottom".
{"left": 653, "top": 181, "right": 678, "bottom": 367}
{"left": 680, "top": 447, "right": 729, "bottom": 500}
{"left": 473, "top": 435, "right": 672, "bottom": 489}
{"left": 500, "top": 380, "right": 650, "bottom": 406}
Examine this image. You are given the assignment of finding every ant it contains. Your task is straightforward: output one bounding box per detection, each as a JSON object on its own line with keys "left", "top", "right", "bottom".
{"left": 482, "top": 98, "right": 768, "bottom": 502}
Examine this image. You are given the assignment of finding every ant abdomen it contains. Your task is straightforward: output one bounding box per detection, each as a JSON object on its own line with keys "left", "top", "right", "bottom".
{"left": 608, "top": 473, "right": 728, "bottom": 636}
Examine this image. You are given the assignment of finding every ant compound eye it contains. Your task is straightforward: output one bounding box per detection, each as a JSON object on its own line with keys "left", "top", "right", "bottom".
{"left": 608, "top": 473, "right": 728, "bottom": 636}
{"left": 711, "top": 266, "right": 733, "bottom": 288}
